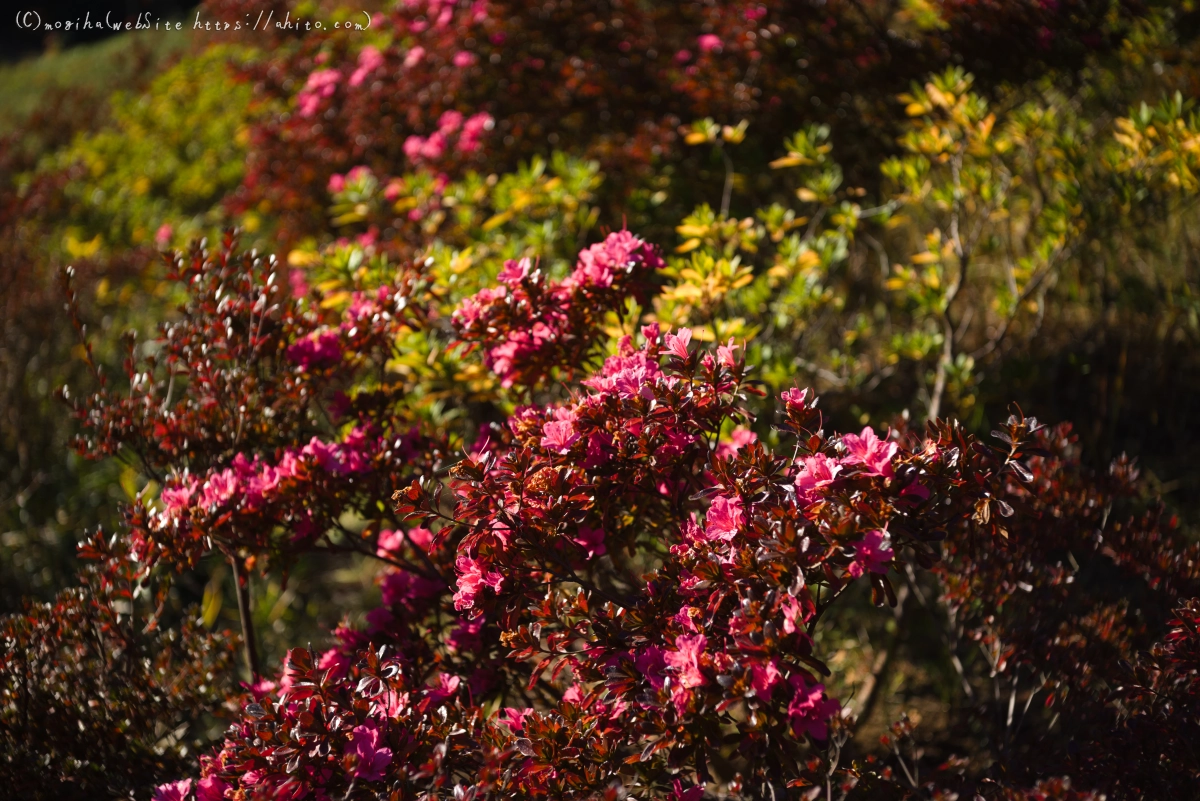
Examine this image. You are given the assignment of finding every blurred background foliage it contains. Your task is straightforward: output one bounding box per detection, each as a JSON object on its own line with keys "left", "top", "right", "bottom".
{"left": 3, "top": 0, "right": 1200, "bottom": 774}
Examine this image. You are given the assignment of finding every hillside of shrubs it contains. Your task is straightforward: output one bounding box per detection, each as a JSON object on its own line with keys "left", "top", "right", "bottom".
{"left": 2, "top": 1, "right": 1200, "bottom": 799}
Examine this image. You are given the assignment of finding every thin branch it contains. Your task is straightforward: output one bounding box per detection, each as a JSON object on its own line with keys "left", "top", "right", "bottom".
{"left": 230, "top": 554, "right": 261, "bottom": 680}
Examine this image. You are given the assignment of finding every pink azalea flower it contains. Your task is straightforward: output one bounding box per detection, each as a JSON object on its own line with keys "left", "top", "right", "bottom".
{"left": 161, "top": 478, "right": 197, "bottom": 515}
{"left": 715, "top": 427, "right": 757, "bottom": 460}
{"left": 153, "top": 779, "right": 192, "bottom": 801}
{"left": 452, "top": 50, "right": 477, "bottom": 67}
{"left": 458, "top": 112, "right": 494, "bottom": 153}
{"left": 673, "top": 606, "right": 700, "bottom": 633}
{"left": 698, "top": 34, "right": 723, "bottom": 53}
{"left": 348, "top": 45, "right": 384, "bottom": 87}
{"left": 750, "top": 658, "right": 782, "bottom": 697}
{"left": 286, "top": 329, "right": 343, "bottom": 370}
{"left": 497, "top": 258, "right": 531, "bottom": 286}
{"left": 345, "top": 722, "right": 393, "bottom": 781}
{"left": 665, "top": 634, "right": 708, "bottom": 688}
{"left": 420, "top": 131, "right": 447, "bottom": 160}
{"left": 573, "top": 525, "right": 607, "bottom": 558}
{"left": 840, "top": 426, "right": 899, "bottom": 478}
{"left": 200, "top": 469, "right": 239, "bottom": 509}
{"left": 403, "top": 135, "right": 426, "bottom": 161}
{"left": 403, "top": 46, "right": 426, "bottom": 68}
{"left": 297, "top": 68, "right": 340, "bottom": 117}
{"left": 317, "top": 648, "right": 351, "bottom": 682}
{"left": 154, "top": 223, "right": 173, "bottom": 249}
{"left": 453, "top": 555, "right": 503, "bottom": 610}
{"left": 437, "top": 109, "right": 464, "bottom": 134}
{"left": 196, "top": 776, "right": 228, "bottom": 801}
{"left": 787, "top": 674, "right": 841, "bottom": 740}
{"left": 848, "top": 530, "right": 893, "bottom": 577}
{"left": 500, "top": 706, "right": 534, "bottom": 731}
{"left": 704, "top": 495, "right": 744, "bottom": 541}
{"left": 794, "top": 453, "right": 842, "bottom": 504}
{"left": 664, "top": 327, "right": 692, "bottom": 360}
{"left": 634, "top": 646, "right": 668, "bottom": 690}
{"left": 781, "top": 592, "right": 809, "bottom": 635}
{"left": 717, "top": 338, "right": 738, "bottom": 369}
{"left": 288, "top": 269, "right": 309, "bottom": 299}
{"left": 541, "top": 418, "right": 579, "bottom": 454}
{"left": 780, "top": 387, "right": 811, "bottom": 410}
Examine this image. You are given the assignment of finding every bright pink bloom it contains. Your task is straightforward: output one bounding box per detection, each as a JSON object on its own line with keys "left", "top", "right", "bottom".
{"left": 673, "top": 606, "right": 700, "bottom": 633}
{"left": 571, "top": 230, "right": 659, "bottom": 288}
{"left": 161, "top": 478, "right": 197, "bottom": 514}
{"left": 582, "top": 338, "right": 662, "bottom": 400}
{"left": 458, "top": 112, "right": 493, "bottom": 152}
{"left": 541, "top": 418, "right": 579, "bottom": 454}
{"left": 196, "top": 776, "right": 228, "bottom": 801}
{"left": 500, "top": 706, "right": 534, "bottom": 731}
{"left": 420, "top": 131, "right": 447, "bottom": 160}
{"left": 698, "top": 34, "right": 723, "bottom": 52}
{"left": 153, "top": 780, "right": 192, "bottom": 801}
{"left": 497, "top": 258, "right": 531, "bottom": 286}
{"left": 750, "top": 659, "right": 782, "bottom": 697}
{"left": 154, "top": 223, "right": 173, "bottom": 248}
{"left": 200, "top": 469, "right": 239, "bottom": 509}
{"left": 788, "top": 674, "right": 841, "bottom": 739}
{"left": 286, "top": 329, "right": 342, "bottom": 370}
{"left": 665, "top": 634, "right": 707, "bottom": 688}
{"left": 781, "top": 592, "right": 809, "bottom": 635}
{"left": 717, "top": 338, "right": 739, "bottom": 369}
{"left": 318, "top": 648, "right": 351, "bottom": 682}
{"left": 452, "top": 50, "right": 477, "bottom": 67}
{"left": 848, "top": 530, "right": 893, "bottom": 577}
{"left": 453, "top": 555, "right": 503, "bottom": 610}
{"left": 664, "top": 327, "right": 692, "bottom": 360}
{"left": 715, "top": 426, "right": 757, "bottom": 460}
{"left": 704, "top": 495, "right": 744, "bottom": 541}
{"left": 841, "top": 426, "right": 899, "bottom": 477}
{"left": 327, "top": 173, "right": 346, "bottom": 194}
{"left": 403, "top": 135, "right": 425, "bottom": 161}
{"left": 345, "top": 722, "right": 392, "bottom": 781}
{"left": 634, "top": 646, "right": 668, "bottom": 689}
{"left": 348, "top": 45, "right": 384, "bottom": 87}
{"left": 780, "top": 387, "right": 811, "bottom": 410}
{"left": 288, "top": 269, "right": 309, "bottom": 298}
{"left": 794, "top": 453, "right": 842, "bottom": 504}
{"left": 437, "top": 109, "right": 464, "bottom": 134}
{"left": 297, "top": 68, "right": 340, "bottom": 117}
{"left": 403, "top": 46, "right": 425, "bottom": 68}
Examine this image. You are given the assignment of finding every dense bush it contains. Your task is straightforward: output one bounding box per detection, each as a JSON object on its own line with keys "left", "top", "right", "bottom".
{"left": 2, "top": 1, "right": 1200, "bottom": 799}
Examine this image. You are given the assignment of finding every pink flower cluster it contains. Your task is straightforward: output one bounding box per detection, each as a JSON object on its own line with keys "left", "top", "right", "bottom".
{"left": 156, "top": 427, "right": 381, "bottom": 540}
{"left": 404, "top": 110, "right": 494, "bottom": 164}
{"left": 348, "top": 45, "right": 384, "bottom": 88}
{"left": 286, "top": 329, "right": 343, "bottom": 370}
{"left": 793, "top": 425, "right": 901, "bottom": 505}
{"left": 452, "top": 232, "right": 664, "bottom": 388}
{"left": 297, "top": 68, "right": 340, "bottom": 117}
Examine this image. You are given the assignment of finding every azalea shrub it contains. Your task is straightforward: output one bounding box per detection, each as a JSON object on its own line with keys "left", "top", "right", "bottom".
{"left": 3, "top": 228, "right": 1189, "bottom": 801}
{"left": 5, "top": 2, "right": 1200, "bottom": 800}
